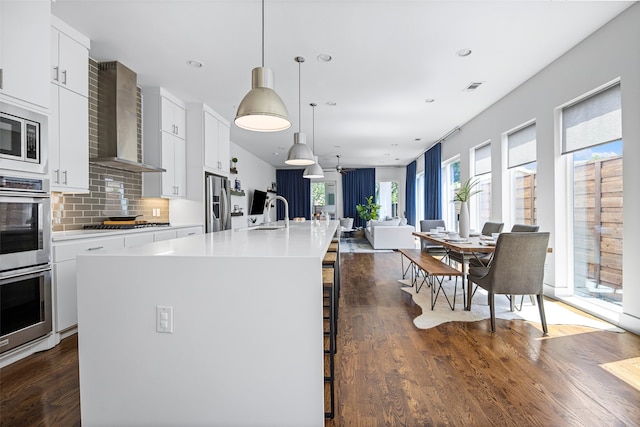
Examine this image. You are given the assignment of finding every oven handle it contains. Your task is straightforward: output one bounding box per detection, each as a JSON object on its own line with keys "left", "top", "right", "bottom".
{"left": 0, "top": 264, "right": 52, "bottom": 281}
{"left": 0, "top": 190, "right": 50, "bottom": 199}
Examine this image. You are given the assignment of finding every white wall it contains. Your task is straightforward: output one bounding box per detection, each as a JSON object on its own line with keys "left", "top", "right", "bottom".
{"left": 229, "top": 142, "right": 277, "bottom": 226}
{"left": 439, "top": 4, "right": 640, "bottom": 332}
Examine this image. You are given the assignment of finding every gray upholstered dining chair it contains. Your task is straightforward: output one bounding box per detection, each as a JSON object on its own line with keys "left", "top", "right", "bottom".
{"left": 467, "top": 232, "right": 550, "bottom": 335}
{"left": 469, "top": 224, "right": 539, "bottom": 268}
{"left": 419, "top": 220, "right": 447, "bottom": 256}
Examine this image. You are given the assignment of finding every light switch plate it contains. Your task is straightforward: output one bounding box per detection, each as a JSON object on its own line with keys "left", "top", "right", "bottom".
{"left": 156, "top": 306, "right": 174, "bottom": 333}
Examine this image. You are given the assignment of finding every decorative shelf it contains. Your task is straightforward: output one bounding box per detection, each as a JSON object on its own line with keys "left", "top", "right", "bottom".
{"left": 230, "top": 190, "right": 245, "bottom": 197}
{"left": 231, "top": 212, "right": 244, "bottom": 217}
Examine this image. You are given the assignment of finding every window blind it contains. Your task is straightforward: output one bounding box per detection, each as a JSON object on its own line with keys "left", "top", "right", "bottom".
{"left": 562, "top": 83, "right": 621, "bottom": 154}
{"left": 474, "top": 143, "right": 491, "bottom": 175}
{"left": 508, "top": 123, "right": 536, "bottom": 168}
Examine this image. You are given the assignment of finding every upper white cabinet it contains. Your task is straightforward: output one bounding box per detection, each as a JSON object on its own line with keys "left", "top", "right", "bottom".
{"left": 49, "top": 17, "right": 89, "bottom": 193}
{"left": 143, "top": 87, "right": 187, "bottom": 198}
{"left": 187, "top": 103, "right": 230, "bottom": 175}
{"left": 51, "top": 22, "right": 88, "bottom": 97}
{"left": 0, "top": 0, "right": 50, "bottom": 109}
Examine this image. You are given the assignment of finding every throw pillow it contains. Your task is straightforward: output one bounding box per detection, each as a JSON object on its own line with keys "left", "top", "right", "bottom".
{"left": 399, "top": 218, "right": 408, "bottom": 226}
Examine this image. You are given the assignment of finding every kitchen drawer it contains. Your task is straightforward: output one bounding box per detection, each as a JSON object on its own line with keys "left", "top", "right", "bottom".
{"left": 125, "top": 233, "right": 155, "bottom": 247}
{"left": 176, "top": 226, "right": 202, "bottom": 238}
{"left": 53, "top": 236, "right": 125, "bottom": 262}
{"left": 153, "top": 230, "right": 178, "bottom": 242}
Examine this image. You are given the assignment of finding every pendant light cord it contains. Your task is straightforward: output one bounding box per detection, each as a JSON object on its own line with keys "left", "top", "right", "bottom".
{"left": 312, "top": 104, "right": 315, "bottom": 152}
{"left": 298, "top": 59, "right": 301, "bottom": 133}
{"left": 261, "top": 0, "right": 265, "bottom": 67}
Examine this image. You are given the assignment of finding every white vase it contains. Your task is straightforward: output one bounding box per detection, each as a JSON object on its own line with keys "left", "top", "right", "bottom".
{"left": 458, "top": 201, "right": 470, "bottom": 238}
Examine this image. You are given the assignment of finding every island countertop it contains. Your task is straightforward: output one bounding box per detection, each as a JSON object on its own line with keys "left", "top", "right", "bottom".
{"left": 75, "top": 219, "right": 339, "bottom": 426}
{"left": 76, "top": 220, "right": 338, "bottom": 258}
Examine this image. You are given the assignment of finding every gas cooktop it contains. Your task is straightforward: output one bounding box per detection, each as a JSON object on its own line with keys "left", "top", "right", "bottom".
{"left": 83, "top": 222, "right": 171, "bottom": 230}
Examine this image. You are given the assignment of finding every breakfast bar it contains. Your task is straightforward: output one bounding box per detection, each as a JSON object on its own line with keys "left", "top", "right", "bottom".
{"left": 76, "top": 220, "right": 338, "bottom": 427}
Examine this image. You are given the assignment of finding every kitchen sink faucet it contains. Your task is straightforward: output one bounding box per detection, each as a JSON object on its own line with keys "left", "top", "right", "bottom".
{"left": 265, "top": 196, "right": 289, "bottom": 228}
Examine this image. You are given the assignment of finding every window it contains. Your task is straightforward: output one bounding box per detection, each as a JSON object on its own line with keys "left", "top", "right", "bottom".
{"left": 562, "top": 83, "right": 623, "bottom": 308}
{"left": 508, "top": 123, "right": 537, "bottom": 225}
{"left": 416, "top": 172, "right": 425, "bottom": 223}
{"left": 376, "top": 181, "right": 398, "bottom": 219}
{"left": 441, "top": 159, "right": 459, "bottom": 231}
{"left": 472, "top": 143, "right": 491, "bottom": 231}
{"left": 311, "top": 181, "right": 336, "bottom": 219}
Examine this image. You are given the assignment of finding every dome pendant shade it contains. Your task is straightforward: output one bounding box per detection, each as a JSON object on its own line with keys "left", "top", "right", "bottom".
{"left": 285, "top": 132, "right": 315, "bottom": 165}
{"left": 303, "top": 156, "right": 324, "bottom": 178}
{"left": 235, "top": 67, "right": 291, "bottom": 132}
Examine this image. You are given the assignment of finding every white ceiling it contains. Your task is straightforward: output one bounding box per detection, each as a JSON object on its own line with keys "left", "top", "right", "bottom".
{"left": 51, "top": 0, "right": 633, "bottom": 171}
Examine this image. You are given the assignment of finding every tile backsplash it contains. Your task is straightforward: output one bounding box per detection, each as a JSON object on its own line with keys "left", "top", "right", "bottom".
{"left": 52, "top": 58, "right": 169, "bottom": 232}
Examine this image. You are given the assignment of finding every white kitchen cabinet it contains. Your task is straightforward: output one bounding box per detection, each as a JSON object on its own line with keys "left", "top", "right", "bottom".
{"left": 153, "top": 229, "right": 177, "bottom": 241}
{"left": 49, "top": 17, "right": 89, "bottom": 193}
{"left": 176, "top": 226, "right": 203, "bottom": 238}
{"left": 0, "top": 0, "right": 50, "bottom": 109}
{"left": 203, "top": 109, "right": 230, "bottom": 174}
{"left": 50, "top": 82, "right": 89, "bottom": 192}
{"left": 143, "top": 87, "right": 187, "bottom": 198}
{"left": 52, "top": 235, "right": 125, "bottom": 332}
{"left": 124, "top": 233, "right": 155, "bottom": 247}
{"left": 51, "top": 21, "right": 89, "bottom": 97}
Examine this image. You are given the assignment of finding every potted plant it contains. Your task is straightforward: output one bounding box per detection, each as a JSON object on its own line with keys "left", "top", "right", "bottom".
{"left": 231, "top": 157, "right": 238, "bottom": 172}
{"left": 453, "top": 178, "right": 481, "bottom": 238}
{"left": 356, "top": 196, "right": 380, "bottom": 227}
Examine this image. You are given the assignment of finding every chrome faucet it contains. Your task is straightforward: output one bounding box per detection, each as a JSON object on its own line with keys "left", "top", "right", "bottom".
{"left": 265, "top": 195, "right": 289, "bottom": 228}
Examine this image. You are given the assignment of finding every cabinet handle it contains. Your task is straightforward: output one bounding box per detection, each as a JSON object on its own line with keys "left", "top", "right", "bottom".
{"left": 62, "top": 170, "right": 68, "bottom": 185}
{"left": 54, "top": 169, "right": 60, "bottom": 184}
{"left": 187, "top": 232, "right": 195, "bottom": 236}
{"left": 62, "top": 69, "right": 67, "bottom": 85}
{"left": 86, "top": 246, "right": 104, "bottom": 251}
{"left": 0, "top": 68, "right": 3, "bottom": 89}
{"left": 53, "top": 66, "right": 59, "bottom": 82}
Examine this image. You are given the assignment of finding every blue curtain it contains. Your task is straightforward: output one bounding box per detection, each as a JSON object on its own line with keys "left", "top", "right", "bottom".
{"left": 275, "top": 169, "right": 311, "bottom": 220}
{"left": 424, "top": 143, "right": 442, "bottom": 220}
{"left": 405, "top": 160, "right": 417, "bottom": 226}
{"left": 342, "top": 168, "right": 375, "bottom": 229}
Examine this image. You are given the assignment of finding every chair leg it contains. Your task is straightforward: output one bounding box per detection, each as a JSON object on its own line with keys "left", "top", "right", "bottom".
{"left": 489, "top": 292, "right": 496, "bottom": 333}
{"left": 536, "top": 294, "right": 548, "bottom": 336}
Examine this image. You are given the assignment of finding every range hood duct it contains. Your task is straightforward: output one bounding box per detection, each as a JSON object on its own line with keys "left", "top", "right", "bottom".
{"left": 91, "top": 61, "right": 165, "bottom": 173}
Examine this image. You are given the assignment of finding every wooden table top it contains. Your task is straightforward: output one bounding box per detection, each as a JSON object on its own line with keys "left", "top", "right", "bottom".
{"left": 412, "top": 231, "right": 495, "bottom": 254}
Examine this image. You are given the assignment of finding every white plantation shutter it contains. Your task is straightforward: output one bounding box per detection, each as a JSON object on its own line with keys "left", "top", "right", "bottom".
{"left": 474, "top": 143, "right": 491, "bottom": 175}
{"left": 562, "top": 83, "right": 621, "bottom": 154}
{"left": 508, "top": 123, "right": 536, "bottom": 168}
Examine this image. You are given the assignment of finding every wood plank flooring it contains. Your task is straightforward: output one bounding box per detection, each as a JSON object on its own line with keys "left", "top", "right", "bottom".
{"left": 1, "top": 251, "right": 639, "bottom": 426}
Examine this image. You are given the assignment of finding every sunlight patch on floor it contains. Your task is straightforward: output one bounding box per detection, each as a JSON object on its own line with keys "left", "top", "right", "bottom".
{"left": 600, "top": 357, "right": 640, "bottom": 392}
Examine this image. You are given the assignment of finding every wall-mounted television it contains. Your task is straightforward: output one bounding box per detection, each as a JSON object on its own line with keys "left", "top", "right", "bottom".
{"left": 249, "top": 190, "right": 268, "bottom": 215}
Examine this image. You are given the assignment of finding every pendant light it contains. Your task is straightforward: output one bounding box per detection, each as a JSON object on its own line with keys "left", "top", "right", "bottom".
{"left": 234, "top": 0, "right": 291, "bottom": 132}
{"left": 303, "top": 103, "right": 324, "bottom": 178}
{"left": 285, "top": 56, "right": 315, "bottom": 166}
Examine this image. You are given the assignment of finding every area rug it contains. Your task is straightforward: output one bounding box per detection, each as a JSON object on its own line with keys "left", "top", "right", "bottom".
{"left": 398, "top": 278, "right": 623, "bottom": 332}
{"left": 339, "top": 237, "right": 394, "bottom": 253}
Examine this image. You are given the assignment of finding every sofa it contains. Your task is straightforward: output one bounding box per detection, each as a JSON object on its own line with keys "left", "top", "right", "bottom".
{"left": 364, "top": 218, "right": 416, "bottom": 249}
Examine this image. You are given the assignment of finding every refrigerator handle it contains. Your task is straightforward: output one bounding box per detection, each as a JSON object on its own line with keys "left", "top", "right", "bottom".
{"left": 221, "top": 186, "right": 229, "bottom": 230}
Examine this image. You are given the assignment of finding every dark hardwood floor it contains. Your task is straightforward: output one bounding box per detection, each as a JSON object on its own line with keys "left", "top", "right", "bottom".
{"left": 2, "top": 251, "right": 639, "bottom": 426}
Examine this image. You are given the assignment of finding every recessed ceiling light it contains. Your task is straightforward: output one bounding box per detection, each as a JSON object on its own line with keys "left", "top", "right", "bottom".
{"left": 326, "top": 101, "right": 337, "bottom": 106}
{"left": 391, "top": 143, "right": 398, "bottom": 147}
{"left": 456, "top": 48, "right": 472, "bottom": 57}
{"left": 414, "top": 138, "right": 422, "bottom": 142}
{"left": 272, "top": 152, "right": 279, "bottom": 156}
{"left": 186, "top": 59, "right": 203, "bottom": 68}
{"left": 334, "top": 145, "right": 341, "bottom": 148}
{"left": 425, "top": 98, "right": 435, "bottom": 103}
{"left": 317, "top": 53, "right": 333, "bottom": 62}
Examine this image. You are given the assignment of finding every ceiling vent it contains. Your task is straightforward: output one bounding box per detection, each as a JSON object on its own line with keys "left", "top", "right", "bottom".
{"left": 464, "top": 81, "right": 484, "bottom": 92}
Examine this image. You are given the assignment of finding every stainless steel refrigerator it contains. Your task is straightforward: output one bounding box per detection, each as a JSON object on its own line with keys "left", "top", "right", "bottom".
{"left": 205, "top": 174, "right": 231, "bottom": 232}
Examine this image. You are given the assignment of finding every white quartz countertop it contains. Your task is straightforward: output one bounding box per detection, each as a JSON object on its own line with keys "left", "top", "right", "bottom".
{"left": 76, "top": 220, "right": 339, "bottom": 258}
{"left": 52, "top": 224, "right": 201, "bottom": 241}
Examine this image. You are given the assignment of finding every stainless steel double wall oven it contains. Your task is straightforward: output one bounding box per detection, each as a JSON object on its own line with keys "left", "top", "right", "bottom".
{"left": 0, "top": 175, "right": 52, "bottom": 354}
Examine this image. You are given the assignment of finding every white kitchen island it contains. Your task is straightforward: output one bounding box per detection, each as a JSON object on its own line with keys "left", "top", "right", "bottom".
{"left": 76, "top": 220, "right": 338, "bottom": 427}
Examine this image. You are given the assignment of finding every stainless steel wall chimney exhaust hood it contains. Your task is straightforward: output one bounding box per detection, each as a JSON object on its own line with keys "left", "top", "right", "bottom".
{"left": 91, "top": 61, "right": 165, "bottom": 173}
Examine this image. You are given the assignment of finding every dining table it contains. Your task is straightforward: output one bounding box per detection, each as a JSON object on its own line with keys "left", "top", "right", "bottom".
{"left": 412, "top": 231, "right": 496, "bottom": 310}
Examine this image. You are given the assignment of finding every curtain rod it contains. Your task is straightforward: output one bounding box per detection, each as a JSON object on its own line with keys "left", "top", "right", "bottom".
{"left": 411, "top": 126, "right": 461, "bottom": 164}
